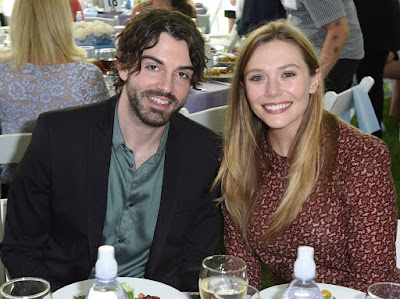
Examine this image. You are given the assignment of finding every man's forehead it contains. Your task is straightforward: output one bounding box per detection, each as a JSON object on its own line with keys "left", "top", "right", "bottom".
{"left": 141, "top": 33, "right": 192, "bottom": 67}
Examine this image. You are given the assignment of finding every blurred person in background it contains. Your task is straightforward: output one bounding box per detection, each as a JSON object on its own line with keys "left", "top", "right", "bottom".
{"left": 354, "top": 0, "right": 400, "bottom": 138}
{"left": 281, "top": 0, "right": 364, "bottom": 93}
{"left": 69, "top": 0, "right": 84, "bottom": 21}
{"left": 0, "top": 0, "right": 109, "bottom": 190}
{"left": 131, "top": 0, "right": 196, "bottom": 18}
{"left": 236, "top": 0, "right": 285, "bottom": 36}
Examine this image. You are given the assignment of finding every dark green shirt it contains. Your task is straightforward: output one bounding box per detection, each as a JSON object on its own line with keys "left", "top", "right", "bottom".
{"left": 90, "top": 101, "right": 169, "bottom": 278}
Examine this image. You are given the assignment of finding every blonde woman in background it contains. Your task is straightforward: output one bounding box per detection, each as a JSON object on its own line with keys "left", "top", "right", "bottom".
{"left": 215, "top": 20, "right": 399, "bottom": 292}
{"left": 131, "top": 0, "right": 196, "bottom": 18}
{"left": 0, "top": 0, "right": 109, "bottom": 184}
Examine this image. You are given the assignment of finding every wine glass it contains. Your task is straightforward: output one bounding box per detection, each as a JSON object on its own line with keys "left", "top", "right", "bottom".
{"left": 366, "top": 282, "right": 400, "bottom": 299}
{"left": 199, "top": 255, "right": 248, "bottom": 299}
{"left": 99, "top": 48, "right": 117, "bottom": 89}
{"left": 0, "top": 277, "right": 52, "bottom": 299}
{"left": 212, "top": 282, "right": 260, "bottom": 299}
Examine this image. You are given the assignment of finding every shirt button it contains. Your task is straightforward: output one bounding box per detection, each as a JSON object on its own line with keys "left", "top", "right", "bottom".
{"left": 122, "top": 144, "right": 126, "bottom": 148}
{"left": 129, "top": 203, "right": 134, "bottom": 207}
{"left": 118, "top": 239, "right": 123, "bottom": 243}
{"left": 129, "top": 163, "right": 133, "bottom": 168}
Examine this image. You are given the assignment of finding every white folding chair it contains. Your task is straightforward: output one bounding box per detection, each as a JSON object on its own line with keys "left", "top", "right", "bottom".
{"left": 181, "top": 105, "right": 227, "bottom": 134}
{"left": 323, "top": 76, "right": 380, "bottom": 134}
{"left": 0, "top": 133, "right": 32, "bottom": 198}
{"left": 396, "top": 219, "right": 400, "bottom": 269}
{"left": 0, "top": 198, "right": 7, "bottom": 285}
{"left": 85, "top": 16, "right": 119, "bottom": 26}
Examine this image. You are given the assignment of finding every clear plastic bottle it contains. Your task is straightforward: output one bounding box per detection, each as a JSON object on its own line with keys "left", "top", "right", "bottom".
{"left": 281, "top": 246, "right": 323, "bottom": 299}
{"left": 86, "top": 245, "right": 128, "bottom": 299}
{"left": 76, "top": 11, "right": 83, "bottom": 22}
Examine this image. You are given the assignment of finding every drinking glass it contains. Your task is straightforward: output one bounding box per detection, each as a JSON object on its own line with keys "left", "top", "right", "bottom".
{"left": 99, "top": 48, "right": 117, "bottom": 73}
{"left": 99, "top": 48, "right": 117, "bottom": 89}
{"left": 0, "top": 277, "right": 52, "bottom": 299}
{"left": 199, "top": 255, "right": 248, "bottom": 299}
{"left": 212, "top": 282, "right": 260, "bottom": 299}
{"left": 80, "top": 46, "right": 96, "bottom": 63}
{"left": 366, "top": 282, "right": 400, "bottom": 299}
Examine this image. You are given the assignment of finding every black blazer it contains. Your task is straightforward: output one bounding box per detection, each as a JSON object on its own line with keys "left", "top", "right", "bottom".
{"left": 1, "top": 95, "right": 222, "bottom": 291}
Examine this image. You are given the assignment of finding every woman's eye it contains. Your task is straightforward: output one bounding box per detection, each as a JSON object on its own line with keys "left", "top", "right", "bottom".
{"left": 282, "top": 71, "right": 295, "bottom": 78}
{"left": 249, "top": 75, "right": 263, "bottom": 81}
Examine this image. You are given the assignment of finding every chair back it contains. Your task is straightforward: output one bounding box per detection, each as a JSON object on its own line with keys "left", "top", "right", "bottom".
{"left": 0, "top": 133, "right": 32, "bottom": 164}
{"left": 323, "top": 76, "right": 380, "bottom": 134}
{"left": 397, "top": 219, "right": 400, "bottom": 269}
{"left": 0, "top": 198, "right": 8, "bottom": 286}
{"left": 183, "top": 105, "right": 227, "bottom": 134}
{"left": 0, "top": 133, "right": 32, "bottom": 198}
{"left": 85, "top": 16, "right": 119, "bottom": 26}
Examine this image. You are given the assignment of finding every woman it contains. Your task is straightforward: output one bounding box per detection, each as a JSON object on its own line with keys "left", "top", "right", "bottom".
{"left": 0, "top": 0, "right": 109, "bottom": 181}
{"left": 131, "top": 0, "right": 196, "bottom": 19}
{"left": 0, "top": 0, "right": 109, "bottom": 135}
{"left": 215, "top": 20, "right": 400, "bottom": 292}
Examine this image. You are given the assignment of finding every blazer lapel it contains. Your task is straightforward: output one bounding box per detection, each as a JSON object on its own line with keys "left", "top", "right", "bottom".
{"left": 86, "top": 97, "right": 118, "bottom": 265}
{"left": 145, "top": 116, "right": 183, "bottom": 275}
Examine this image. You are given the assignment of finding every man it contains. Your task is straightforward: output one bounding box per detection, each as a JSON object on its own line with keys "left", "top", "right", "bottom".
{"left": 1, "top": 9, "right": 221, "bottom": 292}
{"left": 281, "top": 0, "right": 364, "bottom": 93}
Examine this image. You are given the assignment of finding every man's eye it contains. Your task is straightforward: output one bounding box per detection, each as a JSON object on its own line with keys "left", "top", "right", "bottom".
{"left": 178, "top": 71, "right": 190, "bottom": 79}
{"left": 146, "top": 65, "right": 159, "bottom": 71}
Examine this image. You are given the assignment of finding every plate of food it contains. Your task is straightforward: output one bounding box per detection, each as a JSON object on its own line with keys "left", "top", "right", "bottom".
{"left": 216, "top": 54, "right": 238, "bottom": 65}
{"left": 260, "top": 283, "right": 365, "bottom": 299}
{"left": 204, "top": 67, "right": 232, "bottom": 78}
{"left": 52, "top": 277, "right": 187, "bottom": 299}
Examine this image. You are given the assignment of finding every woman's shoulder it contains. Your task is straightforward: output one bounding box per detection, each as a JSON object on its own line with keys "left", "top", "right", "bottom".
{"left": 337, "top": 119, "right": 390, "bottom": 165}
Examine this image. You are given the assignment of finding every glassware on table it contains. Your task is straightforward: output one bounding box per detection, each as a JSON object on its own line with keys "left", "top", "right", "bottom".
{"left": 0, "top": 277, "right": 52, "bottom": 299}
{"left": 199, "top": 255, "right": 248, "bottom": 299}
{"left": 98, "top": 48, "right": 117, "bottom": 89}
{"left": 212, "top": 282, "right": 260, "bottom": 299}
{"left": 80, "top": 46, "right": 96, "bottom": 64}
{"left": 99, "top": 48, "right": 117, "bottom": 73}
{"left": 366, "top": 282, "right": 400, "bottom": 299}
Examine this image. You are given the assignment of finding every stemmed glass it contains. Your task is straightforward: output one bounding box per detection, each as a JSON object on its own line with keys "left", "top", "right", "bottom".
{"left": 366, "top": 282, "right": 400, "bottom": 299}
{"left": 0, "top": 277, "right": 52, "bottom": 299}
{"left": 199, "top": 255, "right": 248, "bottom": 299}
{"left": 99, "top": 48, "right": 117, "bottom": 90}
{"left": 212, "top": 282, "right": 260, "bottom": 299}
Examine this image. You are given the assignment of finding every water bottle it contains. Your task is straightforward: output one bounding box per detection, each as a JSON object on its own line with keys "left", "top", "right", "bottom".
{"left": 76, "top": 11, "right": 83, "bottom": 22}
{"left": 86, "top": 245, "right": 129, "bottom": 299}
{"left": 281, "top": 246, "right": 323, "bottom": 299}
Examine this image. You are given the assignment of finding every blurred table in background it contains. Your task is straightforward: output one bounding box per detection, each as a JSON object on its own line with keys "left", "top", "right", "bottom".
{"left": 184, "top": 81, "right": 230, "bottom": 113}
{"left": 98, "top": 11, "right": 131, "bottom": 25}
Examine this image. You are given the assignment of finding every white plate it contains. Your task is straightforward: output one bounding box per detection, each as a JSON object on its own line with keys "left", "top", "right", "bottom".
{"left": 53, "top": 277, "right": 187, "bottom": 299}
{"left": 260, "top": 283, "right": 365, "bottom": 299}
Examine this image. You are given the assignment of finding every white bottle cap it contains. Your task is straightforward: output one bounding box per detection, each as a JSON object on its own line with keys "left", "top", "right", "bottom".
{"left": 294, "top": 246, "right": 316, "bottom": 280}
{"left": 95, "top": 245, "right": 118, "bottom": 279}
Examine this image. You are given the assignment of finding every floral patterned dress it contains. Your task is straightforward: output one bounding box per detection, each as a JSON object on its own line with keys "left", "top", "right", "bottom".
{"left": 223, "top": 112, "right": 400, "bottom": 292}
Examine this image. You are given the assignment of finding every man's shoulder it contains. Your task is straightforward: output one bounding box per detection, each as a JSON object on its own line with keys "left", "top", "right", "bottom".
{"left": 39, "top": 96, "right": 116, "bottom": 124}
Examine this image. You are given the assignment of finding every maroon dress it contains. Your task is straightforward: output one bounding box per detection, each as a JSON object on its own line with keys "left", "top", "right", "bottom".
{"left": 223, "top": 113, "right": 400, "bottom": 292}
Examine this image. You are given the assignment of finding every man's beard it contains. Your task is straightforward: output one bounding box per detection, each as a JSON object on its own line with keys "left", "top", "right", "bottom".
{"left": 127, "top": 87, "right": 185, "bottom": 128}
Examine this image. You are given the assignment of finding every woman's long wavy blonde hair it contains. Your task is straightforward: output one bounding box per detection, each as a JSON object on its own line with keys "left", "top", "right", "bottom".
{"left": 214, "top": 20, "right": 325, "bottom": 243}
{"left": 1, "top": 0, "right": 85, "bottom": 70}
